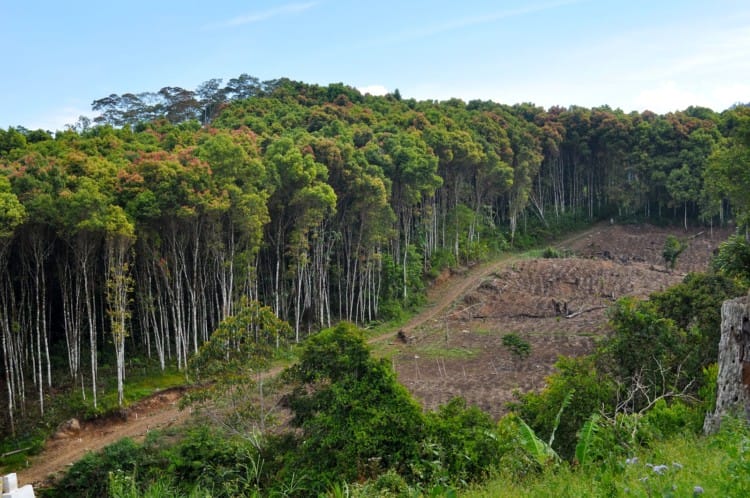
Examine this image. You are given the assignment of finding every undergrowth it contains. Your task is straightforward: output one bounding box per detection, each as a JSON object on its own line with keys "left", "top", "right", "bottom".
{"left": 465, "top": 418, "right": 750, "bottom": 497}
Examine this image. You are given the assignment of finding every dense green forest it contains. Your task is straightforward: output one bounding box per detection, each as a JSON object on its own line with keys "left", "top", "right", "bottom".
{"left": 2, "top": 76, "right": 750, "bottom": 495}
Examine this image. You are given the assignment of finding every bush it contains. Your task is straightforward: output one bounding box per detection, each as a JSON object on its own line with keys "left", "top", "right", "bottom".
{"left": 512, "top": 355, "right": 616, "bottom": 461}
{"left": 541, "top": 246, "right": 564, "bottom": 258}
{"left": 378, "top": 299, "right": 406, "bottom": 321}
{"left": 281, "top": 323, "right": 427, "bottom": 492}
{"left": 605, "top": 298, "right": 688, "bottom": 402}
{"left": 51, "top": 438, "right": 147, "bottom": 498}
{"left": 642, "top": 399, "right": 703, "bottom": 439}
{"left": 428, "top": 248, "right": 457, "bottom": 278}
{"left": 649, "top": 273, "right": 743, "bottom": 381}
{"left": 714, "top": 417, "right": 750, "bottom": 496}
{"left": 421, "top": 398, "right": 502, "bottom": 484}
{"left": 607, "top": 272, "right": 743, "bottom": 407}
{"left": 662, "top": 235, "right": 686, "bottom": 269}
{"left": 712, "top": 233, "right": 750, "bottom": 287}
{"left": 371, "top": 468, "right": 410, "bottom": 495}
{"left": 159, "top": 427, "right": 267, "bottom": 497}
{"left": 502, "top": 333, "right": 531, "bottom": 360}
{"left": 494, "top": 414, "right": 546, "bottom": 477}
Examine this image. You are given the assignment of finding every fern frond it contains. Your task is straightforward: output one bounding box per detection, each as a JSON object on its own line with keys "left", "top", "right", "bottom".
{"left": 548, "top": 389, "right": 575, "bottom": 448}
{"left": 575, "top": 413, "right": 601, "bottom": 467}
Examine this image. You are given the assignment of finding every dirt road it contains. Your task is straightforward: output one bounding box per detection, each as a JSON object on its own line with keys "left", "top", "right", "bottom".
{"left": 393, "top": 224, "right": 600, "bottom": 337}
{"left": 16, "top": 388, "right": 190, "bottom": 487}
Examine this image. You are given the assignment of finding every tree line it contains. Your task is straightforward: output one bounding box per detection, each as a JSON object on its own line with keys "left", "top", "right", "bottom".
{"left": 0, "top": 75, "right": 747, "bottom": 433}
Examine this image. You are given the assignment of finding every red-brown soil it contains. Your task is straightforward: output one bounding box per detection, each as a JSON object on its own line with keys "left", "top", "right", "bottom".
{"left": 13, "top": 223, "right": 732, "bottom": 488}
{"left": 16, "top": 388, "right": 191, "bottom": 487}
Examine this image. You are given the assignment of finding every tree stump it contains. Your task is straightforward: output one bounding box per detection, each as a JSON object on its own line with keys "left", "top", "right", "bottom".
{"left": 704, "top": 295, "right": 750, "bottom": 434}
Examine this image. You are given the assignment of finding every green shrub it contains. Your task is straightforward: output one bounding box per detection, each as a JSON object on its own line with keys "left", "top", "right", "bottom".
{"left": 428, "top": 248, "right": 457, "bottom": 278}
{"left": 662, "top": 234, "right": 686, "bottom": 269}
{"left": 494, "top": 414, "right": 546, "bottom": 477}
{"left": 649, "top": 273, "right": 743, "bottom": 381}
{"left": 52, "top": 438, "right": 145, "bottom": 498}
{"left": 502, "top": 333, "right": 531, "bottom": 360}
{"left": 541, "top": 246, "right": 564, "bottom": 258}
{"left": 512, "top": 356, "right": 616, "bottom": 461}
{"left": 281, "top": 323, "right": 427, "bottom": 493}
{"left": 378, "top": 299, "right": 406, "bottom": 321}
{"left": 642, "top": 399, "right": 703, "bottom": 439}
{"left": 714, "top": 417, "right": 750, "bottom": 496}
{"left": 712, "top": 233, "right": 750, "bottom": 287}
{"left": 371, "top": 468, "right": 409, "bottom": 495}
{"left": 607, "top": 272, "right": 742, "bottom": 410}
{"left": 421, "top": 398, "right": 502, "bottom": 484}
{"left": 605, "top": 298, "right": 688, "bottom": 403}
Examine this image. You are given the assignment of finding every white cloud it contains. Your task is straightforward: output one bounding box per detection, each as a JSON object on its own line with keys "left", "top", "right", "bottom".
{"left": 357, "top": 84, "right": 388, "bottom": 96}
{"left": 206, "top": 2, "right": 318, "bottom": 29}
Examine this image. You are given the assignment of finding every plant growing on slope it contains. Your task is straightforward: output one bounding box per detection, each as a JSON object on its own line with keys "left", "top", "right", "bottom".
{"left": 502, "top": 333, "right": 531, "bottom": 361}
{"left": 662, "top": 235, "right": 686, "bottom": 270}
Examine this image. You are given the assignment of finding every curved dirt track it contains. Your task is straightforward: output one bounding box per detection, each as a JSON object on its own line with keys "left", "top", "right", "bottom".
{"left": 392, "top": 225, "right": 599, "bottom": 337}
{"left": 16, "top": 388, "right": 190, "bottom": 487}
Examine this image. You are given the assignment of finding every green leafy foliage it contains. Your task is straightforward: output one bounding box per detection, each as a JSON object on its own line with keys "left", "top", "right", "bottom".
{"left": 605, "top": 298, "right": 686, "bottom": 399}
{"left": 642, "top": 398, "right": 704, "bottom": 438}
{"left": 714, "top": 417, "right": 750, "bottom": 497}
{"left": 51, "top": 438, "right": 146, "bottom": 498}
{"left": 189, "top": 298, "right": 292, "bottom": 385}
{"left": 513, "top": 356, "right": 616, "bottom": 460}
{"left": 662, "top": 234, "right": 687, "bottom": 269}
{"left": 515, "top": 416, "right": 561, "bottom": 467}
{"left": 541, "top": 246, "right": 565, "bottom": 258}
{"left": 711, "top": 233, "right": 750, "bottom": 286}
{"left": 428, "top": 248, "right": 457, "bottom": 278}
{"left": 607, "top": 272, "right": 743, "bottom": 406}
{"left": 649, "top": 272, "right": 743, "bottom": 379}
{"left": 0, "top": 176, "right": 26, "bottom": 239}
{"left": 502, "top": 333, "right": 531, "bottom": 360}
{"left": 282, "top": 322, "right": 426, "bottom": 491}
{"left": 574, "top": 413, "right": 601, "bottom": 467}
{"left": 466, "top": 420, "right": 750, "bottom": 497}
{"left": 421, "top": 398, "right": 503, "bottom": 483}
{"left": 186, "top": 298, "right": 292, "bottom": 433}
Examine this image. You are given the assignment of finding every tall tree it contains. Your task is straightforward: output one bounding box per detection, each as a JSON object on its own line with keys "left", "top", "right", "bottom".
{"left": 103, "top": 205, "right": 135, "bottom": 406}
{"left": 0, "top": 175, "right": 26, "bottom": 432}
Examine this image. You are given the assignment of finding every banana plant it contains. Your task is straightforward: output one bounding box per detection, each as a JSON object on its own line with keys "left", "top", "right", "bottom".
{"left": 516, "top": 389, "right": 575, "bottom": 466}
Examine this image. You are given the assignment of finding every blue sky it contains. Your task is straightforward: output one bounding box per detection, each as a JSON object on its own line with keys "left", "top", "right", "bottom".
{"left": 2, "top": 0, "right": 749, "bottom": 131}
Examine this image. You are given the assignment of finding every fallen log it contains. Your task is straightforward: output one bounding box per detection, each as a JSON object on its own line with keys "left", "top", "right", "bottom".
{"left": 565, "top": 306, "right": 607, "bottom": 319}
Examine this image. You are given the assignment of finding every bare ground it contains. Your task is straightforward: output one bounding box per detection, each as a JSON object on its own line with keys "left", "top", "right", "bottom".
{"left": 16, "top": 388, "right": 191, "bottom": 487}
{"left": 389, "top": 223, "right": 732, "bottom": 418}
{"left": 13, "top": 223, "right": 732, "bottom": 488}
